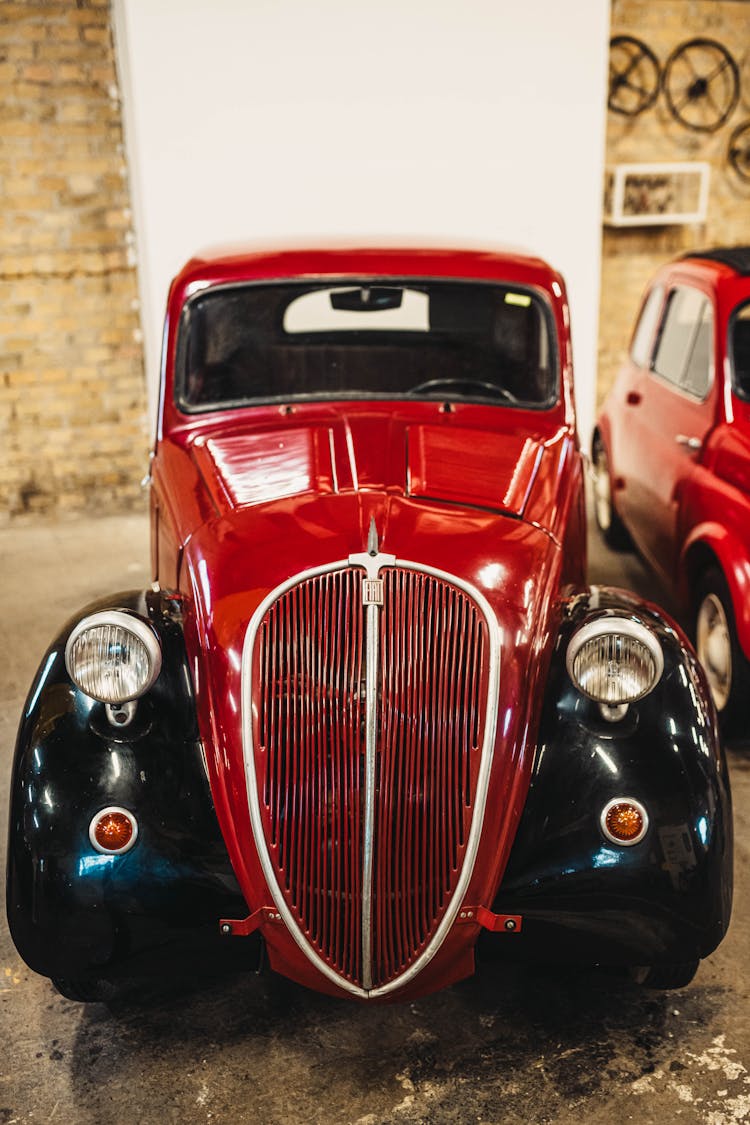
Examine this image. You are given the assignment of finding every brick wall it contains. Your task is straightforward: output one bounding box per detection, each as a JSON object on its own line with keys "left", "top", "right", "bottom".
{"left": 599, "top": 0, "right": 750, "bottom": 407}
{"left": 0, "top": 0, "right": 148, "bottom": 520}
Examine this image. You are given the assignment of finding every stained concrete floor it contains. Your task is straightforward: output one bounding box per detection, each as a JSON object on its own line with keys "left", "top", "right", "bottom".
{"left": 0, "top": 507, "right": 748, "bottom": 1125}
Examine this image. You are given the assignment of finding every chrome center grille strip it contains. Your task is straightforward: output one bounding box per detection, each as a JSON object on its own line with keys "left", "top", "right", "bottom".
{"left": 361, "top": 600, "right": 379, "bottom": 992}
{"left": 349, "top": 545, "right": 396, "bottom": 993}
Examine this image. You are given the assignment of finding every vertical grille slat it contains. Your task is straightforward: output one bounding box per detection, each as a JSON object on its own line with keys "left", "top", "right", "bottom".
{"left": 253, "top": 562, "right": 488, "bottom": 991}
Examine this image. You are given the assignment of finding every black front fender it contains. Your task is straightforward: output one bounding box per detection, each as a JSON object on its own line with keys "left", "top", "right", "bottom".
{"left": 6, "top": 589, "right": 250, "bottom": 980}
{"left": 489, "top": 586, "right": 733, "bottom": 968}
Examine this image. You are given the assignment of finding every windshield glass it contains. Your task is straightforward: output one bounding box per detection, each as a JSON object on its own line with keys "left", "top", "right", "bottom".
{"left": 176, "top": 279, "right": 558, "bottom": 411}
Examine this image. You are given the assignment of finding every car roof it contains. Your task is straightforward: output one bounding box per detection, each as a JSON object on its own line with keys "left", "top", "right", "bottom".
{"left": 170, "top": 243, "right": 564, "bottom": 295}
{"left": 681, "top": 246, "right": 750, "bottom": 275}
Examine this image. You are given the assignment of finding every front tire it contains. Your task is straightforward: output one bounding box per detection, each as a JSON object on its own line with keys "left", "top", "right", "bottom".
{"left": 695, "top": 566, "right": 750, "bottom": 737}
{"left": 630, "top": 959, "right": 699, "bottom": 989}
{"left": 592, "top": 434, "right": 630, "bottom": 550}
{"left": 52, "top": 976, "right": 118, "bottom": 1003}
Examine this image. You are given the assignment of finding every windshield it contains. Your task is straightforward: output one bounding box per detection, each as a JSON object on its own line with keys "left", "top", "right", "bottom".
{"left": 176, "top": 279, "right": 558, "bottom": 411}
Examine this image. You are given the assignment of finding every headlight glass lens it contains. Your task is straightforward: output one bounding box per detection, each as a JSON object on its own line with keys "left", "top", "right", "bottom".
{"left": 567, "top": 617, "right": 663, "bottom": 704}
{"left": 65, "top": 612, "right": 161, "bottom": 703}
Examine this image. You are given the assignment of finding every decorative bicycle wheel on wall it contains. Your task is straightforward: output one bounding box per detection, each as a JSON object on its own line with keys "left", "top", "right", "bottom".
{"left": 728, "top": 121, "right": 750, "bottom": 181}
{"left": 741, "top": 52, "right": 750, "bottom": 111}
{"left": 662, "top": 38, "right": 740, "bottom": 132}
{"left": 608, "top": 35, "right": 661, "bottom": 116}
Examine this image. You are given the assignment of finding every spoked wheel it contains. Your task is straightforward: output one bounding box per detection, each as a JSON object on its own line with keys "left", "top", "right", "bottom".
{"left": 695, "top": 567, "right": 750, "bottom": 736}
{"left": 608, "top": 35, "right": 661, "bottom": 117}
{"left": 663, "top": 38, "right": 740, "bottom": 133}
{"left": 591, "top": 435, "right": 630, "bottom": 550}
{"left": 728, "top": 120, "right": 750, "bottom": 182}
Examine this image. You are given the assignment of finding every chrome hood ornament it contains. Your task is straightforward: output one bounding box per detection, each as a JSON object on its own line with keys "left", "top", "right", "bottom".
{"left": 348, "top": 517, "right": 395, "bottom": 582}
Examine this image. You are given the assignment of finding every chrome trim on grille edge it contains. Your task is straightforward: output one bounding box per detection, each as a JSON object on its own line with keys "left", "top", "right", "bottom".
{"left": 241, "top": 557, "right": 501, "bottom": 999}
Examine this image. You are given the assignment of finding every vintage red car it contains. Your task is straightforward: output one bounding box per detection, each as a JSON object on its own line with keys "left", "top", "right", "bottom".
{"left": 595, "top": 246, "right": 750, "bottom": 735}
{"left": 8, "top": 245, "right": 732, "bottom": 1002}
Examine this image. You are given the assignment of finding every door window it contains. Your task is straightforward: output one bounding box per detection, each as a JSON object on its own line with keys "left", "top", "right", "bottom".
{"left": 630, "top": 285, "right": 664, "bottom": 367}
{"left": 652, "top": 286, "right": 714, "bottom": 398}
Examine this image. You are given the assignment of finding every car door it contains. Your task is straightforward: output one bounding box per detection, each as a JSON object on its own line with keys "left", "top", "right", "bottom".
{"left": 612, "top": 283, "right": 665, "bottom": 532}
{"left": 619, "top": 282, "right": 717, "bottom": 583}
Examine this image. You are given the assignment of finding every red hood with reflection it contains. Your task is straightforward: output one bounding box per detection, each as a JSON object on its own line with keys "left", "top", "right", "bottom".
{"left": 155, "top": 401, "right": 583, "bottom": 998}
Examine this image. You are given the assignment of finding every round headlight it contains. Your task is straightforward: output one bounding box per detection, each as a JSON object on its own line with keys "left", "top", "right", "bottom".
{"left": 65, "top": 611, "right": 162, "bottom": 704}
{"left": 566, "top": 617, "right": 663, "bottom": 704}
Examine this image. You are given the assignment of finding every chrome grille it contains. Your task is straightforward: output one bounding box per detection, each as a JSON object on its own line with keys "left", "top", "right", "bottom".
{"left": 251, "top": 562, "right": 489, "bottom": 992}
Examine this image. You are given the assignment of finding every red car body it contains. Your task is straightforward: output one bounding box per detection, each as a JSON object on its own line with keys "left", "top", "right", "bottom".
{"left": 595, "top": 247, "right": 750, "bottom": 731}
{"left": 154, "top": 246, "right": 584, "bottom": 999}
{"left": 7, "top": 245, "right": 732, "bottom": 1003}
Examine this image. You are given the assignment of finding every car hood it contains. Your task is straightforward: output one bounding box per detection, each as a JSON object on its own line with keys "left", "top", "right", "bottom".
{"left": 186, "top": 410, "right": 571, "bottom": 532}
{"left": 174, "top": 411, "right": 578, "bottom": 997}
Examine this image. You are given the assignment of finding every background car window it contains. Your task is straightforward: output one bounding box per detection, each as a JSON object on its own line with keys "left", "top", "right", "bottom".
{"left": 681, "top": 301, "right": 714, "bottom": 398}
{"left": 731, "top": 301, "right": 750, "bottom": 400}
{"left": 652, "top": 286, "right": 713, "bottom": 397}
{"left": 178, "top": 281, "right": 558, "bottom": 410}
{"left": 630, "top": 284, "right": 664, "bottom": 367}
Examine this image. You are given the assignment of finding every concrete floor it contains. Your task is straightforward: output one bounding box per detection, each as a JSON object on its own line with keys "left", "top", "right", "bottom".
{"left": 0, "top": 509, "right": 748, "bottom": 1125}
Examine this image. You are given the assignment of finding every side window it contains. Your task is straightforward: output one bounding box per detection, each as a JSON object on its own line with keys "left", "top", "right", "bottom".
{"left": 630, "top": 285, "right": 664, "bottom": 367}
{"left": 682, "top": 301, "right": 714, "bottom": 398}
{"left": 731, "top": 301, "right": 750, "bottom": 401}
{"left": 652, "top": 285, "right": 713, "bottom": 398}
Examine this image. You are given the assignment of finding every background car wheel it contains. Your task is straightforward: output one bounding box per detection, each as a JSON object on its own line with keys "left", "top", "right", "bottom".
{"left": 592, "top": 434, "right": 630, "bottom": 549}
{"left": 52, "top": 976, "right": 118, "bottom": 1003}
{"left": 630, "top": 959, "right": 699, "bottom": 989}
{"left": 695, "top": 566, "right": 750, "bottom": 736}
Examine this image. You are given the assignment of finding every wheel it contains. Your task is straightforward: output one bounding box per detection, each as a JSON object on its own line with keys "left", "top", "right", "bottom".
{"left": 630, "top": 959, "right": 699, "bottom": 989}
{"left": 662, "top": 38, "right": 740, "bottom": 133}
{"left": 591, "top": 435, "right": 630, "bottom": 550}
{"left": 608, "top": 35, "right": 661, "bottom": 117}
{"left": 694, "top": 567, "right": 750, "bottom": 736}
{"left": 52, "top": 976, "right": 118, "bottom": 1003}
{"left": 729, "top": 120, "right": 750, "bottom": 182}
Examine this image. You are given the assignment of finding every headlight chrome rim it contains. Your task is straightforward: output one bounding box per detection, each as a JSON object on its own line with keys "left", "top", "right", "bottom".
{"left": 65, "top": 610, "right": 162, "bottom": 704}
{"left": 566, "top": 615, "right": 664, "bottom": 704}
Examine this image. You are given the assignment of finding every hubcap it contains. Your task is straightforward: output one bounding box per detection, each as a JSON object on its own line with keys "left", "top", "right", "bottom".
{"left": 594, "top": 447, "right": 612, "bottom": 532}
{"left": 696, "top": 592, "right": 732, "bottom": 710}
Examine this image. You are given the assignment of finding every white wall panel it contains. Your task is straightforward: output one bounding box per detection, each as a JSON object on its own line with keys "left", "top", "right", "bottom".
{"left": 113, "top": 0, "right": 610, "bottom": 442}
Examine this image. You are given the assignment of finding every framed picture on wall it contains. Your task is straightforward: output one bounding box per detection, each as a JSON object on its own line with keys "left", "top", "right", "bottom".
{"left": 604, "top": 162, "right": 710, "bottom": 226}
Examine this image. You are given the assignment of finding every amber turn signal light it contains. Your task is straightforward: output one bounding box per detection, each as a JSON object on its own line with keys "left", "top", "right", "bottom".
{"left": 600, "top": 798, "right": 648, "bottom": 846}
{"left": 89, "top": 807, "right": 138, "bottom": 854}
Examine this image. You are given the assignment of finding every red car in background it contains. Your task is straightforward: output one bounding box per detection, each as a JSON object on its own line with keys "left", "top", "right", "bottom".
{"left": 595, "top": 247, "right": 750, "bottom": 735}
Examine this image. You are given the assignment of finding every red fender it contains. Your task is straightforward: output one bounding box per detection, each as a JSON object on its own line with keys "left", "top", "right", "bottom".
{"left": 681, "top": 521, "right": 750, "bottom": 659}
